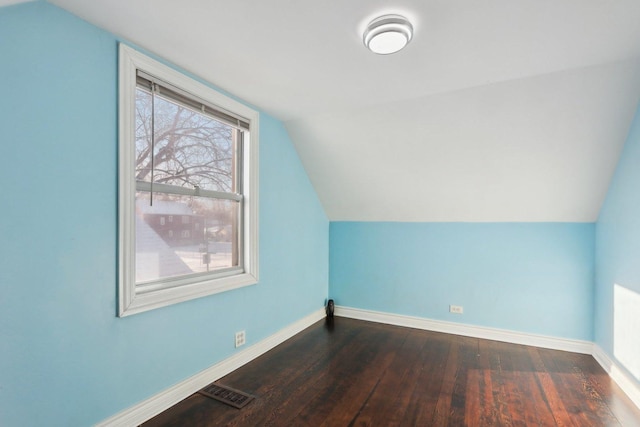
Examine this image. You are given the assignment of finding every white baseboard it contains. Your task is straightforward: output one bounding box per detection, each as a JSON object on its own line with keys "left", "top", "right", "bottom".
{"left": 96, "top": 308, "right": 326, "bottom": 427}
{"left": 592, "top": 345, "right": 640, "bottom": 409}
{"left": 335, "top": 306, "right": 593, "bottom": 354}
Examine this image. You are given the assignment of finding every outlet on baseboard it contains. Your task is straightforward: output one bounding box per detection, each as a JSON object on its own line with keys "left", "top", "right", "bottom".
{"left": 235, "top": 330, "right": 246, "bottom": 348}
{"left": 449, "top": 305, "right": 464, "bottom": 314}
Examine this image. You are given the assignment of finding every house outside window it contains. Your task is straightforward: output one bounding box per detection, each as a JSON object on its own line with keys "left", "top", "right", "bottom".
{"left": 118, "top": 44, "right": 259, "bottom": 317}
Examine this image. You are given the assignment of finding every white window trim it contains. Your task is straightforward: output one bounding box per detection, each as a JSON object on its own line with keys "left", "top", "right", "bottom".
{"left": 118, "top": 44, "right": 259, "bottom": 317}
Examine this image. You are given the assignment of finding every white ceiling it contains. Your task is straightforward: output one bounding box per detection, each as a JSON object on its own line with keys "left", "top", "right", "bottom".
{"left": 24, "top": 1, "right": 640, "bottom": 220}
{"left": 288, "top": 59, "right": 640, "bottom": 221}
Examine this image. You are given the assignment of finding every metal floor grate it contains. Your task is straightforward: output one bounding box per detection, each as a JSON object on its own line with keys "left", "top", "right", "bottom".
{"left": 198, "top": 383, "right": 255, "bottom": 409}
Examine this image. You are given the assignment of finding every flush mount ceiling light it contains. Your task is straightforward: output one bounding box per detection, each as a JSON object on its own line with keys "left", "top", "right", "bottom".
{"left": 363, "top": 14, "right": 413, "bottom": 55}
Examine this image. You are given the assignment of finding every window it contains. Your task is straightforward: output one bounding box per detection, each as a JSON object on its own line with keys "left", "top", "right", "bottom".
{"left": 118, "top": 44, "right": 259, "bottom": 317}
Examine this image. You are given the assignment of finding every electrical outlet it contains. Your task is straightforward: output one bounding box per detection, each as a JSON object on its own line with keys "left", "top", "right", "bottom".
{"left": 449, "top": 305, "right": 464, "bottom": 314}
{"left": 235, "top": 330, "right": 246, "bottom": 348}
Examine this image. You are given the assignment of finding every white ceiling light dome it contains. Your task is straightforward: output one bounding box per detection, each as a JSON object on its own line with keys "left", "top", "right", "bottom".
{"left": 363, "top": 14, "right": 413, "bottom": 55}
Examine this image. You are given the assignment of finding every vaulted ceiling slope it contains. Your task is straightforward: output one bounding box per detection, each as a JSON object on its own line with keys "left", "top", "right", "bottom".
{"left": 31, "top": 1, "right": 640, "bottom": 220}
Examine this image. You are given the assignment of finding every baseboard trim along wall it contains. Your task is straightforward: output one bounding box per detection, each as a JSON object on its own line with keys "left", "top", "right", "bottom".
{"left": 335, "top": 305, "right": 640, "bottom": 411}
{"left": 335, "top": 305, "right": 593, "bottom": 354}
{"left": 592, "top": 345, "right": 640, "bottom": 409}
{"left": 96, "top": 308, "right": 326, "bottom": 427}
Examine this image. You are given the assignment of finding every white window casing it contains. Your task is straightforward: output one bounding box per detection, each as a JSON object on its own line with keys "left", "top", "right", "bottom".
{"left": 118, "top": 44, "right": 259, "bottom": 317}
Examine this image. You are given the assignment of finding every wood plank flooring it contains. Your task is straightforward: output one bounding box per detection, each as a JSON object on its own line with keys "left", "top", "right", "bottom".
{"left": 143, "top": 317, "right": 640, "bottom": 426}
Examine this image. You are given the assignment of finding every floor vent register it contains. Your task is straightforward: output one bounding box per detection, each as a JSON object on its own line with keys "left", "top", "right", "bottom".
{"left": 198, "top": 383, "right": 255, "bottom": 409}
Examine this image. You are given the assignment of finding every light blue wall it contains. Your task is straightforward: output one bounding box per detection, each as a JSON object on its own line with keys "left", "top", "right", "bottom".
{"left": 595, "top": 104, "right": 640, "bottom": 379}
{"left": 330, "top": 222, "right": 594, "bottom": 340}
{"left": 0, "top": 3, "right": 328, "bottom": 426}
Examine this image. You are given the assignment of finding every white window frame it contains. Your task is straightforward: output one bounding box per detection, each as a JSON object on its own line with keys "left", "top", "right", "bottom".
{"left": 118, "top": 44, "right": 259, "bottom": 317}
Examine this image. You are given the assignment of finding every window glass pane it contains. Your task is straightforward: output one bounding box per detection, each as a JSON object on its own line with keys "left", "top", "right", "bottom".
{"left": 135, "top": 88, "right": 236, "bottom": 193}
{"left": 135, "top": 191, "right": 239, "bottom": 284}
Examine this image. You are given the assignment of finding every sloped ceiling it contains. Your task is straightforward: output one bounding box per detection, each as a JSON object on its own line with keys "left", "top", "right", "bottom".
{"left": 34, "top": 1, "right": 640, "bottom": 220}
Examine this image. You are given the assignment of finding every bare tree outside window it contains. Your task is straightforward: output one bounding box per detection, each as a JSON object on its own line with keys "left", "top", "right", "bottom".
{"left": 135, "top": 89, "right": 235, "bottom": 192}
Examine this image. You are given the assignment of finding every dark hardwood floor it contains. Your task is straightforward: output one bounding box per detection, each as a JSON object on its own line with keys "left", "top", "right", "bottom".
{"left": 143, "top": 317, "right": 640, "bottom": 426}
